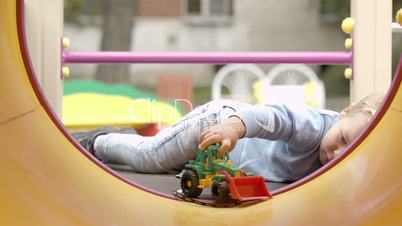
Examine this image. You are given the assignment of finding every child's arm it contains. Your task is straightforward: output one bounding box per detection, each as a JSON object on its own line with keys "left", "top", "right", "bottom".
{"left": 229, "top": 104, "right": 326, "bottom": 151}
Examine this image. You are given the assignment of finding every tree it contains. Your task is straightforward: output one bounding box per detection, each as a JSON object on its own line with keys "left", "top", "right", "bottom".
{"left": 320, "top": 0, "right": 350, "bottom": 23}
{"left": 65, "top": 0, "right": 136, "bottom": 83}
{"left": 96, "top": 0, "right": 137, "bottom": 83}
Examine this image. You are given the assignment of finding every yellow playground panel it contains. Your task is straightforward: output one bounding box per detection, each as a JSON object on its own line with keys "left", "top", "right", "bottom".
{"left": 63, "top": 93, "right": 182, "bottom": 130}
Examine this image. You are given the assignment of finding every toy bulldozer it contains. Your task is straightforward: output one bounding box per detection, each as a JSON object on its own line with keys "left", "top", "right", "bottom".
{"left": 180, "top": 144, "right": 272, "bottom": 201}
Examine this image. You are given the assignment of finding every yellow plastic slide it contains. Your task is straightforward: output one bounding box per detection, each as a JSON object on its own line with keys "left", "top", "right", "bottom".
{"left": 0, "top": 1, "right": 401, "bottom": 225}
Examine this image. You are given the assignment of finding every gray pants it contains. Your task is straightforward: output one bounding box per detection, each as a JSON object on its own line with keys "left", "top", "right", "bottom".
{"left": 94, "top": 100, "right": 250, "bottom": 173}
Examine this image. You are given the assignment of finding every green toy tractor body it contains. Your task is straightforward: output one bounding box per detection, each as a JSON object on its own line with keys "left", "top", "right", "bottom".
{"left": 180, "top": 144, "right": 271, "bottom": 201}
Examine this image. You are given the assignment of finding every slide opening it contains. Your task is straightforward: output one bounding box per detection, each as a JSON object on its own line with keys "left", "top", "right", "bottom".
{"left": 16, "top": 0, "right": 402, "bottom": 203}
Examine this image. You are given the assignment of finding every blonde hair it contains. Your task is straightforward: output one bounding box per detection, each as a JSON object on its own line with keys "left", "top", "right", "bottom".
{"left": 342, "top": 93, "right": 385, "bottom": 119}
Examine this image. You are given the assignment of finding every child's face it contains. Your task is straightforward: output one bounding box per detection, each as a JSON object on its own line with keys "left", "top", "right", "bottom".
{"left": 319, "top": 112, "right": 370, "bottom": 164}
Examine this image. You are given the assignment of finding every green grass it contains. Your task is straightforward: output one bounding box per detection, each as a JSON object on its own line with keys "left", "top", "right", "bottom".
{"left": 193, "top": 86, "right": 230, "bottom": 105}
{"left": 319, "top": 65, "right": 350, "bottom": 98}
{"left": 193, "top": 86, "right": 211, "bottom": 105}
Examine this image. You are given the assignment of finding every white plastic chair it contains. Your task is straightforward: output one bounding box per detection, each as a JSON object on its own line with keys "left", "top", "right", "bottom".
{"left": 259, "top": 64, "right": 326, "bottom": 108}
{"left": 212, "top": 64, "right": 266, "bottom": 103}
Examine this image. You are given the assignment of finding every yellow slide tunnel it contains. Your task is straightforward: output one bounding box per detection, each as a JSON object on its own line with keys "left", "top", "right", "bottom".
{"left": 1, "top": 1, "right": 402, "bottom": 225}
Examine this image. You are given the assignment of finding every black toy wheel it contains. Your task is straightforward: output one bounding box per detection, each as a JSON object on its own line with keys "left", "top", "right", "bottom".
{"left": 211, "top": 181, "right": 230, "bottom": 200}
{"left": 181, "top": 169, "right": 203, "bottom": 198}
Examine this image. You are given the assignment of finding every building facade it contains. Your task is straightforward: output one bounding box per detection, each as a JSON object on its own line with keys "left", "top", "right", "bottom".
{"left": 65, "top": 0, "right": 346, "bottom": 88}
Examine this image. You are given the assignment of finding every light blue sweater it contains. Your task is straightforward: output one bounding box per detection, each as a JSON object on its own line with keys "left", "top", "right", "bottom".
{"left": 229, "top": 104, "right": 339, "bottom": 182}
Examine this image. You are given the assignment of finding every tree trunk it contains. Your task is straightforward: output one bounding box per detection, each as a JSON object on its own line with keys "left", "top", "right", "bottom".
{"left": 96, "top": 0, "right": 136, "bottom": 83}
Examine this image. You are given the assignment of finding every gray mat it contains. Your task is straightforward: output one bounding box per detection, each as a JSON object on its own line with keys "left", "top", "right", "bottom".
{"left": 108, "top": 164, "right": 288, "bottom": 198}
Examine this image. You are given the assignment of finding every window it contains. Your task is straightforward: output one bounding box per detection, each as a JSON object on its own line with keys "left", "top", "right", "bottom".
{"left": 182, "top": 0, "right": 233, "bottom": 26}
{"left": 187, "top": 0, "right": 201, "bottom": 15}
{"left": 210, "top": 0, "right": 229, "bottom": 15}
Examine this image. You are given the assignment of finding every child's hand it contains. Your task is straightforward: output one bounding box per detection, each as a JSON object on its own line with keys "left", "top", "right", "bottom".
{"left": 198, "top": 116, "right": 246, "bottom": 158}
